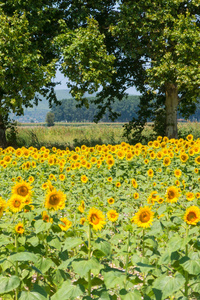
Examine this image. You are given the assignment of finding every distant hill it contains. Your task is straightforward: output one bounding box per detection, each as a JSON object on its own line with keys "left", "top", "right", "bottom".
{"left": 10, "top": 89, "right": 72, "bottom": 123}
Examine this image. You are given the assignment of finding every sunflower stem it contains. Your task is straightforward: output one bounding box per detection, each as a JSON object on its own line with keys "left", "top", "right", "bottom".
{"left": 88, "top": 224, "right": 92, "bottom": 297}
{"left": 184, "top": 225, "right": 189, "bottom": 297}
{"left": 142, "top": 229, "right": 145, "bottom": 257}
{"left": 15, "top": 234, "right": 19, "bottom": 300}
{"left": 125, "top": 231, "right": 131, "bottom": 285}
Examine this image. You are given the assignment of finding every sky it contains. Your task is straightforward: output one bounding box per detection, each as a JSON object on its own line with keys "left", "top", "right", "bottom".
{"left": 54, "top": 70, "right": 141, "bottom": 95}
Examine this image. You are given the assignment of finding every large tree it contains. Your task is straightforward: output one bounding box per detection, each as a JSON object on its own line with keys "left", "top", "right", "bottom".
{"left": 0, "top": 0, "right": 120, "bottom": 146}
{"left": 55, "top": 0, "right": 200, "bottom": 139}
{"left": 113, "top": 0, "right": 200, "bottom": 139}
{"left": 0, "top": 0, "right": 65, "bottom": 146}
{"left": 0, "top": 8, "right": 57, "bottom": 146}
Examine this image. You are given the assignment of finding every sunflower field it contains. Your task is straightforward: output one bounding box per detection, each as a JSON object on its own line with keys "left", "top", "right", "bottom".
{"left": 0, "top": 135, "right": 200, "bottom": 299}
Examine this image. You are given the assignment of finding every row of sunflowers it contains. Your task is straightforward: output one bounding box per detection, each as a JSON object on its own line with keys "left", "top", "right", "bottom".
{"left": 0, "top": 134, "right": 200, "bottom": 299}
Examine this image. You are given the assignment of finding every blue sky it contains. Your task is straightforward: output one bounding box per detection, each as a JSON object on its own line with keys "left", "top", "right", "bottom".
{"left": 54, "top": 70, "right": 141, "bottom": 95}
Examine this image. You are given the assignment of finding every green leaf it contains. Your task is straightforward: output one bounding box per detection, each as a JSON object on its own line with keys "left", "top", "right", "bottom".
{"left": 180, "top": 257, "right": 200, "bottom": 275}
{"left": 19, "top": 284, "right": 48, "bottom": 300}
{"left": 158, "top": 250, "right": 179, "bottom": 265}
{"left": 120, "top": 289, "right": 141, "bottom": 300}
{"left": 153, "top": 273, "right": 185, "bottom": 299}
{"left": 63, "top": 237, "right": 83, "bottom": 251}
{"left": 47, "top": 236, "right": 61, "bottom": 251}
{"left": 72, "top": 257, "right": 103, "bottom": 277}
{"left": 168, "top": 235, "right": 189, "bottom": 251}
{"left": 0, "top": 276, "right": 20, "bottom": 294}
{"left": 0, "top": 236, "right": 12, "bottom": 246}
{"left": 10, "top": 252, "right": 38, "bottom": 263}
{"left": 35, "top": 257, "right": 55, "bottom": 274}
{"left": 34, "top": 220, "right": 52, "bottom": 234}
{"left": 27, "top": 236, "right": 39, "bottom": 247}
{"left": 51, "top": 280, "right": 84, "bottom": 300}
{"left": 93, "top": 238, "right": 111, "bottom": 258}
{"left": 102, "top": 270, "right": 126, "bottom": 289}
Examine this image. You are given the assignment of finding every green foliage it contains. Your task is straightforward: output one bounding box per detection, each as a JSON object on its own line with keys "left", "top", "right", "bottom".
{"left": 51, "top": 96, "right": 140, "bottom": 122}
{"left": 54, "top": 17, "right": 116, "bottom": 104}
{"left": 46, "top": 112, "right": 55, "bottom": 127}
{"left": 111, "top": 0, "right": 200, "bottom": 138}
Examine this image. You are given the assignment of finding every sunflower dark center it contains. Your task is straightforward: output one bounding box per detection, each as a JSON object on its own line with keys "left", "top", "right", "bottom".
{"left": 91, "top": 214, "right": 99, "bottom": 225}
{"left": 14, "top": 200, "right": 21, "bottom": 207}
{"left": 17, "top": 186, "right": 28, "bottom": 197}
{"left": 187, "top": 212, "right": 197, "bottom": 221}
{"left": 49, "top": 194, "right": 60, "bottom": 205}
{"left": 140, "top": 212, "right": 150, "bottom": 223}
{"left": 168, "top": 190, "right": 175, "bottom": 199}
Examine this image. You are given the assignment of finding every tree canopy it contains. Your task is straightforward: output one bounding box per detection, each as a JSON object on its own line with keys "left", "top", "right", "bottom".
{"left": 0, "top": 0, "right": 200, "bottom": 146}
{"left": 112, "top": 0, "right": 200, "bottom": 139}
{"left": 54, "top": 0, "right": 200, "bottom": 139}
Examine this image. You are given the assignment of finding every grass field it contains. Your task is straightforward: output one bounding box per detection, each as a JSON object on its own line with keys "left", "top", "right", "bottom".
{"left": 6, "top": 121, "right": 200, "bottom": 150}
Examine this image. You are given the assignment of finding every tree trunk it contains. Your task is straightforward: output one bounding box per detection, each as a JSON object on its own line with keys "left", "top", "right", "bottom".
{"left": 165, "top": 83, "right": 179, "bottom": 139}
{"left": 0, "top": 114, "right": 7, "bottom": 148}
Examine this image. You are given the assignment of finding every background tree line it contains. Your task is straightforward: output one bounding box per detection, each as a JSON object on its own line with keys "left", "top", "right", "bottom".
{"left": 51, "top": 96, "right": 140, "bottom": 123}
{"left": 51, "top": 95, "right": 200, "bottom": 124}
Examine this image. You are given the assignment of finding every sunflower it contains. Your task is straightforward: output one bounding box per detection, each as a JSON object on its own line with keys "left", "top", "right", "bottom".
{"left": 133, "top": 192, "right": 139, "bottom": 199}
{"left": 107, "top": 210, "right": 119, "bottom": 222}
{"left": 174, "top": 169, "right": 182, "bottom": 178}
{"left": 131, "top": 179, "right": 138, "bottom": 189}
{"left": 126, "top": 152, "right": 133, "bottom": 161}
{"left": 59, "top": 174, "right": 65, "bottom": 181}
{"left": 80, "top": 217, "right": 86, "bottom": 225}
{"left": 117, "top": 150, "right": 125, "bottom": 159}
{"left": 49, "top": 174, "right": 56, "bottom": 181}
{"left": 180, "top": 153, "right": 189, "bottom": 163}
{"left": 44, "top": 189, "right": 66, "bottom": 210}
{"left": 28, "top": 176, "right": 34, "bottom": 183}
{"left": 147, "top": 169, "right": 154, "bottom": 177}
{"left": 12, "top": 180, "right": 32, "bottom": 199}
{"left": 15, "top": 223, "right": 24, "bottom": 234}
{"left": 78, "top": 200, "right": 85, "bottom": 213}
{"left": 157, "top": 152, "right": 163, "bottom": 160}
{"left": 195, "top": 156, "right": 200, "bottom": 164}
{"left": 184, "top": 206, "right": 200, "bottom": 225}
{"left": 186, "top": 134, "right": 193, "bottom": 141}
{"left": 107, "top": 177, "right": 112, "bottom": 182}
{"left": 88, "top": 208, "right": 106, "bottom": 231}
{"left": 59, "top": 217, "right": 72, "bottom": 231}
{"left": 157, "top": 197, "right": 164, "bottom": 204}
{"left": 42, "top": 211, "right": 51, "bottom": 222}
{"left": 0, "top": 197, "right": 6, "bottom": 217}
{"left": 131, "top": 206, "right": 154, "bottom": 228}
{"left": 81, "top": 175, "right": 88, "bottom": 183}
{"left": 163, "top": 157, "right": 171, "bottom": 167}
{"left": 107, "top": 197, "right": 115, "bottom": 204}
{"left": 116, "top": 182, "right": 121, "bottom": 188}
{"left": 106, "top": 157, "right": 115, "bottom": 167}
{"left": 175, "top": 180, "right": 180, "bottom": 186}
{"left": 166, "top": 186, "right": 180, "bottom": 203}
{"left": 186, "top": 192, "right": 195, "bottom": 201}
{"left": 8, "top": 195, "right": 25, "bottom": 213}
